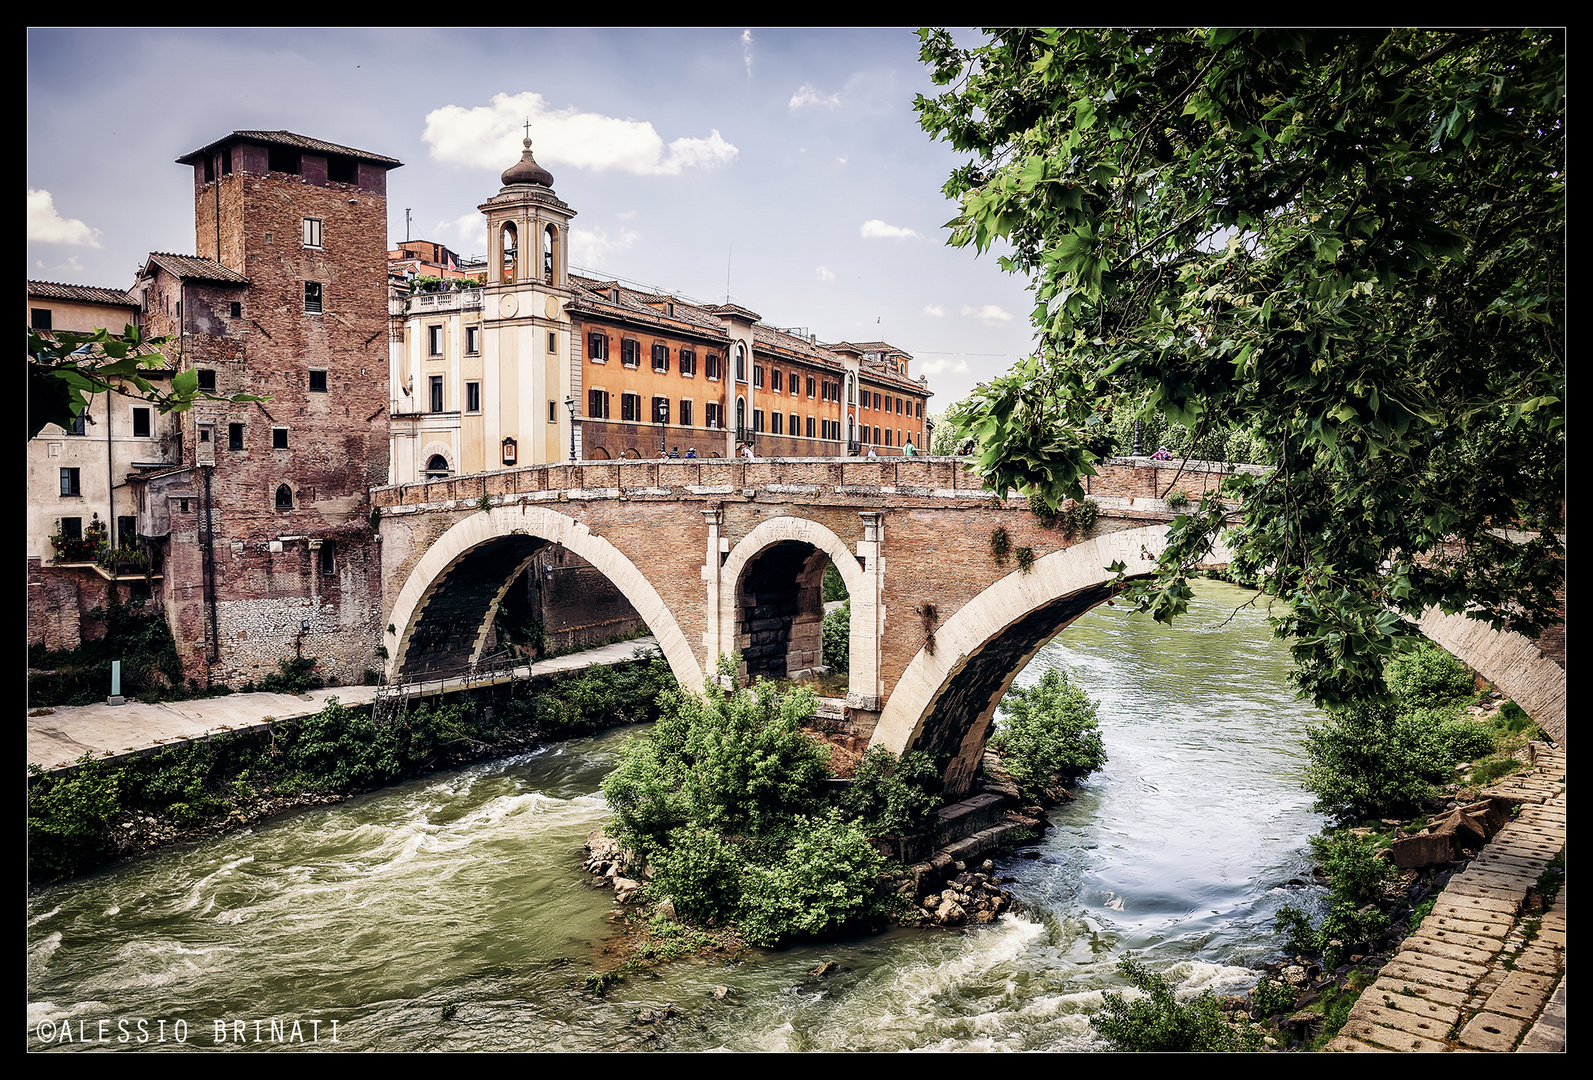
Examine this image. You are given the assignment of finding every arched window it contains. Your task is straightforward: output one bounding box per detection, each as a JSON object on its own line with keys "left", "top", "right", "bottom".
{"left": 847, "top": 373, "right": 856, "bottom": 405}
{"left": 500, "top": 222, "right": 518, "bottom": 283}
{"left": 543, "top": 223, "right": 558, "bottom": 283}
{"left": 735, "top": 343, "right": 747, "bottom": 382}
{"left": 425, "top": 454, "right": 450, "bottom": 480}
{"left": 275, "top": 484, "right": 293, "bottom": 510}
{"left": 736, "top": 396, "right": 746, "bottom": 434}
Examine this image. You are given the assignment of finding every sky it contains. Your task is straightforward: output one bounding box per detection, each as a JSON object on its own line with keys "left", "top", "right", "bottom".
{"left": 26, "top": 27, "right": 1040, "bottom": 408}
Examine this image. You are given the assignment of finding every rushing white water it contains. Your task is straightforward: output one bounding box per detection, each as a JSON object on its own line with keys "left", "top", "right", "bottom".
{"left": 28, "top": 581, "right": 1324, "bottom": 1052}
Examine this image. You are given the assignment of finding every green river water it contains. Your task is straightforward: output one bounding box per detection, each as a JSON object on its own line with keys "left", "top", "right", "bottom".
{"left": 28, "top": 580, "right": 1327, "bottom": 1052}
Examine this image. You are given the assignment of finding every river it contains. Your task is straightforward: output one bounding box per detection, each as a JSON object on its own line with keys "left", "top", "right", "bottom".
{"left": 28, "top": 580, "right": 1325, "bottom": 1052}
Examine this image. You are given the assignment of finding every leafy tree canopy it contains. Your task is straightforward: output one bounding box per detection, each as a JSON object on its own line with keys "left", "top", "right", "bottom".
{"left": 28, "top": 325, "right": 263, "bottom": 441}
{"left": 917, "top": 29, "right": 1563, "bottom": 705}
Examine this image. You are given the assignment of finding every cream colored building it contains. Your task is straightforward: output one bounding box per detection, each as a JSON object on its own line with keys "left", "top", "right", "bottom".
{"left": 390, "top": 136, "right": 576, "bottom": 482}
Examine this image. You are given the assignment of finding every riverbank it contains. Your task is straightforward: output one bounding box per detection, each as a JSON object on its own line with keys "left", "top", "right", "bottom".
{"left": 26, "top": 635, "right": 661, "bottom": 772}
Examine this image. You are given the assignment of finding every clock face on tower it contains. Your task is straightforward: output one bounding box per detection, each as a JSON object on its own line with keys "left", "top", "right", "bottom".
{"left": 500, "top": 293, "right": 518, "bottom": 318}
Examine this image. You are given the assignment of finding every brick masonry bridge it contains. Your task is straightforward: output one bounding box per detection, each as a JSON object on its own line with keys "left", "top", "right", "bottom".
{"left": 372, "top": 457, "right": 1565, "bottom": 796}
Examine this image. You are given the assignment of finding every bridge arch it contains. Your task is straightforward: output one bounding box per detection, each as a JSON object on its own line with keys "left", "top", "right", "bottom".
{"left": 386, "top": 504, "right": 704, "bottom": 691}
{"left": 720, "top": 516, "right": 875, "bottom": 700}
{"left": 871, "top": 526, "right": 1198, "bottom": 796}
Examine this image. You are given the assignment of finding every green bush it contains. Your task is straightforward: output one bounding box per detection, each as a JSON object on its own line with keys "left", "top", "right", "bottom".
{"left": 1275, "top": 831, "right": 1394, "bottom": 967}
{"left": 821, "top": 561, "right": 849, "bottom": 603}
{"left": 840, "top": 747, "right": 943, "bottom": 838}
{"left": 990, "top": 667, "right": 1107, "bottom": 800}
{"left": 736, "top": 810, "right": 893, "bottom": 946}
{"left": 1249, "top": 978, "right": 1297, "bottom": 1019}
{"left": 649, "top": 823, "right": 743, "bottom": 924}
{"left": 28, "top": 756, "right": 121, "bottom": 880}
{"left": 253, "top": 656, "right": 325, "bottom": 695}
{"left": 1303, "top": 701, "right": 1459, "bottom": 824}
{"left": 602, "top": 668, "right": 830, "bottom": 860}
{"left": 1385, "top": 642, "right": 1475, "bottom": 710}
{"left": 1093, "top": 956, "right": 1261, "bottom": 1052}
{"left": 821, "top": 600, "right": 851, "bottom": 674}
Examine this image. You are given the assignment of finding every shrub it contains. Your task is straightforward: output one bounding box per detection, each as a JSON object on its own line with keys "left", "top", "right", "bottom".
{"left": 1385, "top": 642, "right": 1475, "bottom": 710}
{"left": 840, "top": 747, "right": 943, "bottom": 838}
{"left": 990, "top": 667, "right": 1107, "bottom": 800}
{"left": 821, "top": 600, "right": 851, "bottom": 674}
{"left": 1093, "top": 956, "right": 1261, "bottom": 1052}
{"left": 989, "top": 526, "right": 1010, "bottom": 565}
{"left": 736, "top": 810, "right": 893, "bottom": 946}
{"left": 1164, "top": 487, "right": 1190, "bottom": 509}
{"left": 255, "top": 656, "right": 325, "bottom": 695}
{"left": 28, "top": 756, "right": 121, "bottom": 880}
{"left": 1275, "top": 831, "right": 1394, "bottom": 967}
{"left": 1303, "top": 701, "right": 1459, "bottom": 824}
{"left": 649, "top": 823, "right": 743, "bottom": 924}
{"left": 1027, "top": 490, "right": 1059, "bottom": 528}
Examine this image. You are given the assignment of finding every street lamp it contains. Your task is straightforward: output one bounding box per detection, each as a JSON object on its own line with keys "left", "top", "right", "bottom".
{"left": 563, "top": 396, "right": 577, "bottom": 461}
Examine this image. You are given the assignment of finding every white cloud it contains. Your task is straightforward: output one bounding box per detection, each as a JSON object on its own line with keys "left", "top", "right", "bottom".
{"left": 961, "top": 303, "right": 1014, "bottom": 325}
{"left": 923, "top": 304, "right": 945, "bottom": 317}
{"left": 28, "top": 189, "right": 100, "bottom": 247}
{"left": 789, "top": 84, "right": 841, "bottom": 110}
{"left": 570, "top": 224, "right": 640, "bottom": 267}
{"left": 741, "top": 30, "right": 754, "bottom": 77}
{"left": 433, "top": 210, "right": 488, "bottom": 256}
{"left": 860, "top": 219, "right": 921, "bottom": 241}
{"left": 816, "top": 266, "right": 836, "bottom": 282}
{"left": 918, "top": 357, "right": 971, "bottom": 376}
{"left": 423, "top": 91, "right": 738, "bottom": 176}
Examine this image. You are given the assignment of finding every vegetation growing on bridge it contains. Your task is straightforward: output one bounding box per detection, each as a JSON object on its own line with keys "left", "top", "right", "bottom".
{"left": 918, "top": 28, "right": 1564, "bottom": 708}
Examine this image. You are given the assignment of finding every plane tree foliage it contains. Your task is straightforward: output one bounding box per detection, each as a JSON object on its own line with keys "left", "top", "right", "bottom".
{"left": 916, "top": 29, "right": 1564, "bottom": 706}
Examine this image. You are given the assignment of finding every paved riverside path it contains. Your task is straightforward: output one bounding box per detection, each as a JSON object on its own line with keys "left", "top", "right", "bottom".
{"left": 1326, "top": 743, "right": 1566, "bottom": 1053}
{"left": 26, "top": 636, "right": 660, "bottom": 772}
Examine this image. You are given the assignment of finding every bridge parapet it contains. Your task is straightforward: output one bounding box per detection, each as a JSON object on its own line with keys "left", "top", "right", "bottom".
{"left": 371, "top": 455, "right": 1259, "bottom": 514}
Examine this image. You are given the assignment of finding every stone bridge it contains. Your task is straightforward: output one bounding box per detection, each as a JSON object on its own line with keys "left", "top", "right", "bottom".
{"left": 372, "top": 456, "right": 1565, "bottom": 795}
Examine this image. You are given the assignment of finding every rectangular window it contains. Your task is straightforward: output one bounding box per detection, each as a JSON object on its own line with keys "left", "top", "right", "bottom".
{"left": 197, "top": 369, "right": 216, "bottom": 392}
{"left": 548, "top": 400, "right": 558, "bottom": 423}
{"left": 680, "top": 400, "right": 693, "bottom": 427}
{"left": 679, "top": 349, "right": 696, "bottom": 376}
{"left": 65, "top": 413, "right": 85, "bottom": 436}
{"left": 706, "top": 402, "right": 722, "bottom": 429}
{"left": 302, "top": 218, "right": 322, "bottom": 248}
{"left": 132, "top": 407, "right": 151, "bottom": 438}
{"left": 588, "top": 332, "right": 609, "bottom": 362}
{"left": 806, "top": 415, "right": 815, "bottom": 438}
{"left": 621, "top": 339, "right": 641, "bottom": 368}
{"left": 31, "top": 308, "right": 53, "bottom": 330}
{"left": 304, "top": 281, "right": 323, "bottom": 313}
{"left": 789, "top": 413, "right": 799, "bottom": 437}
{"left": 548, "top": 331, "right": 557, "bottom": 354}
{"left": 807, "top": 376, "right": 816, "bottom": 399}
{"left": 319, "top": 541, "right": 336, "bottom": 575}
{"left": 273, "top": 427, "right": 289, "bottom": 449}
{"left": 874, "top": 392, "right": 882, "bottom": 410}
{"left": 429, "top": 376, "right": 444, "bottom": 413}
{"left": 753, "top": 366, "right": 764, "bottom": 389}
{"left": 771, "top": 412, "right": 783, "bottom": 435}
{"left": 753, "top": 409, "right": 764, "bottom": 433}
{"left": 309, "top": 370, "right": 327, "bottom": 392}
{"left": 916, "top": 402, "right": 923, "bottom": 418}
{"left": 772, "top": 369, "right": 783, "bottom": 393}
{"left": 466, "top": 382, "right": 481, "bottom": 413}
{"left": 61, "top": 517, "right": 82, "bottom": 540}
{"left": 652, "top": 343, "right": 670, "bottom": 373}
{"left": 230, "top": 301, "right": 242, "bottom": 319}
{"left": 706, "top": 353, "right": 720, "bottom": 380}
{"left": 228, "top": 423, "right": 244, "bottom": 450}
{"left": 653, "top": 396, "right": 670, "bottom": 424}
{"left": 428, "top": 325, "right": 443, "bottom": 356}
{"left": 60, "top": 468, "right": 81, "bottom": 496}
{"left": 588, "top": 388, "right": 610, "bottom": 419}
{"left": 621, "top": 392, "right": 641, "bottom": 422}
{"left": 118, "top": 516, "right": 137, "bottom": 549}
{"left": 467, "top": 326, "right": 481, "bottom": 355}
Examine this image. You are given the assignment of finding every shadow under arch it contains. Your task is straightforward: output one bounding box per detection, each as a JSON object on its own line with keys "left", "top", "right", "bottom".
{"left": 870, "top": 525, "right": 1211, "bottom": 796}
{"left": 720, "top": 516, "right": 872, "bottom": 699}
{"left": 386, "top": 504, "right": 704, "bottom": 691}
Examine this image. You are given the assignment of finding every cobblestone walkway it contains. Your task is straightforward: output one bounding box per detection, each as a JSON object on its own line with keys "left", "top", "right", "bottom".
{"left": 1327, "top": 743, "right": 1565, "bottom": 1052}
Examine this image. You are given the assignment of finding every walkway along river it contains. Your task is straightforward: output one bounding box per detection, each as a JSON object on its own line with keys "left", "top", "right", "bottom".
{"left": 27, "top": 581, "right": 1330, "bottom": 1052}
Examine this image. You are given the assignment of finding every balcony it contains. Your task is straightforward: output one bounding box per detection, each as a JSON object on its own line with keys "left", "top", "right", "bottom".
{"left": 407, "top": 288, "right": 483, "bottom": 314}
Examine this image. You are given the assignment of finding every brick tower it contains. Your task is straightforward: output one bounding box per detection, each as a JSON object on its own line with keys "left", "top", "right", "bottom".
{"left": 133, "top": 131, "right": 402, "bottom": 686}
